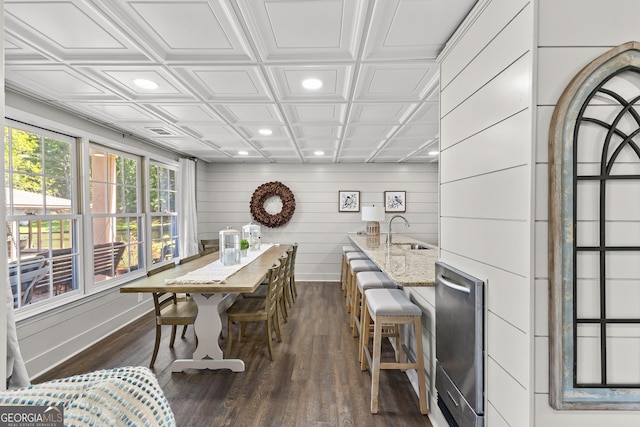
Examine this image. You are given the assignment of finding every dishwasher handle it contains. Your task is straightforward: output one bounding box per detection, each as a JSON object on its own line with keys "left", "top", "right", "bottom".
{"left": 438, "top": 275, "right": 471, "bottom": 294}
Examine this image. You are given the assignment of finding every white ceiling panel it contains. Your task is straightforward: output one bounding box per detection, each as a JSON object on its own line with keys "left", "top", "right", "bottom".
{"left": 94, "top": 67, "right": 189, "bottom": 98}
{"left": 237, "top": 0, "right": 366, "bottom": 61}
{"left": 153, "top": 104, "right": 223, "bottom": 124}
{"left": 6, "top": 66, "right": 117, "bottom": 100}
{"left": 109, "top": 0, "right": 254, "bottom": 61}
{"left": 363, "top": 0, "right": 464, "bottom": 60}
{"left": 6, "top": 1, "right": 122, "bottom": 49}
{"left": 70, "top": 102, "right": 159, "bottom": 123}
{"left": 5, "top": 0, "right": 149, "bottom": 61}
{"left": 407, "top": 102, "right": 439, "bottom": 124}
{"left": 268, "top": 65, "right": 352, "bottom": 102}
{"left": 4, "top": 0, "right": 476, "bottom": 163}
{"left": 217, "top": 104, "right": 283, "bottom": 124}
{"left": 292, "top": 125, "right": 342, "bottom": 139}
{"left": 350, "top": 103, "right": 415, "bottom": 124}
{"left": 343, "top": 124, "right": 396, "bottom": 139}
{"left": 284, "top": 104, "right": 346, "bottom": 125}
{"left": 178, "top": 65, "right": 273, "bottom": 102}
{"left": 354, "top": 62, "right": 439, "bottom": 102}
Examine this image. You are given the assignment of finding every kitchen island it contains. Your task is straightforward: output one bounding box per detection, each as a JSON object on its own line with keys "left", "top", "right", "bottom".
{"left": 347, "top": 232, "right": 438, "bottom": 286}
{"left": 348, "top": 232, "right": 439, "bottom": 419}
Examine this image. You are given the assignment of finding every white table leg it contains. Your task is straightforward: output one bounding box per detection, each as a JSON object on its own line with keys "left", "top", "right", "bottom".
{"left": 171, "top": 292, "right": 245, "bottom": 372}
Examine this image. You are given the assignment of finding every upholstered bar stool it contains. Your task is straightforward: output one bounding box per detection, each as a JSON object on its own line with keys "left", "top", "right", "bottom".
{"left": 346, "top": 259, "right": 379, "bottom": 317}
{"left": 355, "top": 271, "right": 399, "bottom": 360}
{"left": 361, "top": 288, "right": 427, "bottom": 415}
{"left": 342, "top": 251, "right": 369, "bottom": 300}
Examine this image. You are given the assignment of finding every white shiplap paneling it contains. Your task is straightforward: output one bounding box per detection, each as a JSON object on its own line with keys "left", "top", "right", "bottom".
{"left": 440, "top": 109, "right": 530, "bottom": 183}
{"left": 440, "top": 0, "right": 530, "bottom": 89}
{"left": 197, "top": 162, "right": 438, "bottom": 282}
{"left": 440, "top": 1, "right": 534, "bottom": 426}
{"left": 538, "top": 0, "right": 640, "bottom": 48}
{"left": 441, "top": 52, "right": 532, "bottom": 150}
{"left": 441, "top": 4, "right": 532, "bottom": 116}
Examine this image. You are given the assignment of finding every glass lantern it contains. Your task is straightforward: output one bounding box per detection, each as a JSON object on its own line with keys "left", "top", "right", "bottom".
{"left": 242, "top": 222, "right": 261, "bottom": 251}
{"left": 219, "top": 226, "right": 241, "bottom": 265}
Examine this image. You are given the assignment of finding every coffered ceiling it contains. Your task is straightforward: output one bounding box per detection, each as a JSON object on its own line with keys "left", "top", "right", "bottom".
{"left": 4, "top": 0, "right": 475, "bottom": 163}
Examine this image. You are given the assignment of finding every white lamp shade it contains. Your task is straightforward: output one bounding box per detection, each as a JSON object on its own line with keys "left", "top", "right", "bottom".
{"left": 361, "top": 205, "right": 384, "bottom": 222}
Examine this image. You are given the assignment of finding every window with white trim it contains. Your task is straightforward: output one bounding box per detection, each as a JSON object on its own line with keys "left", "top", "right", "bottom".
{"left": 149, "top": 162, "right": 178, "bottom": 264}
{"left": 89, "top": 145, "right": 144, "bottom": 284}
{"left": 5, "top": 123, "right": 79, "bottom": 309}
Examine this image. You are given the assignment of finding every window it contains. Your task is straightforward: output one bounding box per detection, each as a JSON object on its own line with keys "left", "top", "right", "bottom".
{"left": 89, "top": 146, "right": 144, "bottom": 283}
{"left": 149, "top": 162, "right": 178, "bottom": 264}
{"left": 4, "top": 120, "right": 179, "bottom": 312}
{"left": 5, "top": 123, "right": 79, "bottom": 308}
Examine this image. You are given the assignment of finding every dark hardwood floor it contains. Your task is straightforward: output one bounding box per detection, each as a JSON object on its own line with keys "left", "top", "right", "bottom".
{"left": 35, "top": 282, "right": 432, "bottom": 427}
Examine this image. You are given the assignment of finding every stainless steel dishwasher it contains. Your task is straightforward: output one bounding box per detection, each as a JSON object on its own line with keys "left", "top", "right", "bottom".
{"left": 435, "top": 261, "right": 485, "bottom": 427}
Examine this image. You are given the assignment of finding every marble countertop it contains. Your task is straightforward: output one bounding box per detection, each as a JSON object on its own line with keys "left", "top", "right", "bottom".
{"left": 348, "top": 233, "right": 438, "bottom": 287}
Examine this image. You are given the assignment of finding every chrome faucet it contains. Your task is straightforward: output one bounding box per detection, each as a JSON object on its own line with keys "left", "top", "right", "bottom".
{"left": 387, "top": 215, "right": 410, "bottom": 246}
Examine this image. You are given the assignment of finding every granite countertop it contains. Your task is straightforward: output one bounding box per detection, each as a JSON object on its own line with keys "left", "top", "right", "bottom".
{"left": 348, "top": 233, "right": 438, "bottom": 287}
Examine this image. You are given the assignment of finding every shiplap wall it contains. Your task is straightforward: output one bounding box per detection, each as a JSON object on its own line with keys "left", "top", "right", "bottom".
{"left": 535, "top": 0, "right": 640, "bottom": 425}
{"left": 196, "top": 162, "right": 438, "bottom": 282}
{"left": 438, "top": 1, "right": 534, "bottom": 426}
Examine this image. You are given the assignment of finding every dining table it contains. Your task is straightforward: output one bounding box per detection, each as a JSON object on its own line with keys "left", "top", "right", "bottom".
{"left": 120, "top": 243, "right": 290, "bottom": 373}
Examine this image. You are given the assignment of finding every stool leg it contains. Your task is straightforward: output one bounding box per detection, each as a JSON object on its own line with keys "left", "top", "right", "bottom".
{"left": 351, "top": 279, "right": 360, "bottom": 337}
{"left": 360, "top": 305, "right": 371, "bottom": 371}
{"left": 340, "top": 254, "right": 348, "bottom": 296}
{"left": 346, "top": 269, "right": 356, "bottom": 313}
{"left": 359, "top": 295, "right": 369, "bottom": 365}
{"left": 414, "top": 316, "right": 428, "bottom": 415}
{"left": 370, "top": 315, "right": 383, "bottom": 414}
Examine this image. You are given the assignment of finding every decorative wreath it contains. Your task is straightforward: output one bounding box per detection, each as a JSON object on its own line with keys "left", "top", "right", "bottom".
{"left": 250, "top": 181, "right": 296, "bottom": 228}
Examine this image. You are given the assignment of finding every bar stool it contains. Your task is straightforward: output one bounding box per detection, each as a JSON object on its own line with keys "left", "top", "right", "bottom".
{"left": 342, "top": 251, "right": 369, "bottom": 299}
{"left": 354, "top": 271, "right": 398, "bottom": 360}
{"left": 346, "top": 259, "right": 379, "bottom": 317}
{"left": 361, "top": 288, "right": 427, "bottom": 415}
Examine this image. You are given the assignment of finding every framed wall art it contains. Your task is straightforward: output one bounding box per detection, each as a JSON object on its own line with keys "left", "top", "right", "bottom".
{"left": 338, "top": 190, "right": 360, "bottom": 212}
{"left": 384, "top": 191, "right": 405, "bottom": 213}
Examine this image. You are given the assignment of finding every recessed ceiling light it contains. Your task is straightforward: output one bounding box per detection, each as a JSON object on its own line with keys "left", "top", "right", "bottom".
{"left": 238, "top": 150, "right": 249, "bottom": 156}
{"left": 428, "top": 150, "right": 439, "bottom": 156}
{"left": 314, "top": 150, "right": 325, "bottom": 156}
{"left": 133, "top": 78, "right": 159, "bottom": 90}
{"left": 302, "top": 78, "right": 323, "bottom": 90}
{"left": 258, "top": 128, "right": 273, "bottom": 136}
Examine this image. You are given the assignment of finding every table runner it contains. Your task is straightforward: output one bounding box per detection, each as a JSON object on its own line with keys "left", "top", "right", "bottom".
{"left": 165, "top": 244, "right": 275, "bottom": 284}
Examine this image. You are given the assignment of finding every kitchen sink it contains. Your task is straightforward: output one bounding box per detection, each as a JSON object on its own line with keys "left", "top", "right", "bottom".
{"left": 393, "top": 243, "right": 430, "bottom": 250}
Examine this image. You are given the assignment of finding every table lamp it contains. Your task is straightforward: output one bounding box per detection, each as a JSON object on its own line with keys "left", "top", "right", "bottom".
{"left": 361, "top": 204, "right": 385, "bottom": 236}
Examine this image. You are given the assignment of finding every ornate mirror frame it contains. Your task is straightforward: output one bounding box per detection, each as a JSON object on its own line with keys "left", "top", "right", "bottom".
{"left": 549, "top": 41, "right": 640, "bottom": 409}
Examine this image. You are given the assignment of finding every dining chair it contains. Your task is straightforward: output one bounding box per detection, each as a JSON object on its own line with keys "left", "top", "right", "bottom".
{"left": 200, "top": 239, "right": 219, "bottom": 255}
{"left": 179, "top": 253, "right": 201, "bottom": 265}
{"left": 147, "top": 262, "right": 176, "bottom": 277}
{"left": 241, "top": 246, "right": 293, "bottom": 321}
{"left": 150, "top": 292, "right": 198, "bottom": 368}
{"left": 286, "top": 243, "right": 298, "bottom": 304}
{"left": 226, "top": 258, "right": 284, "bottom": 361}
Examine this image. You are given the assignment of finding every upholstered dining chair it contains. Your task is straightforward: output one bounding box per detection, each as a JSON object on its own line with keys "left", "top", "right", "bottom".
{"left": 226, "top": 258, "right": 284, "bottom": 361}
{"left": 150, "top": 292, "right": 198, "bottom": 368}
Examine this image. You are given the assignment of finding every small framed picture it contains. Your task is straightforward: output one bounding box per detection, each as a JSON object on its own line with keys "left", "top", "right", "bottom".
{"left": 385, "top": 191, "right": 406, "bottom": 212}
{"left": 338, "top": 190, "right": 360, "bottom": 212}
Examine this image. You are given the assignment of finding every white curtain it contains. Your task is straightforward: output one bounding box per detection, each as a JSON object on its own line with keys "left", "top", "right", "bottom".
{"left": 6, "top": 285, "right": 29, "bottom": 389}
{"left": 178, "top": 158, "right": 199, "bottom": 258}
